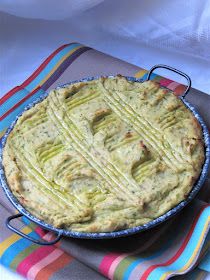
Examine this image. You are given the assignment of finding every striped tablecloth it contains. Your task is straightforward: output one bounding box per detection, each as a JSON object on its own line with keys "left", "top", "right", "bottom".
{"left": 0, "top": 43, "right": 209, "bottom": 280}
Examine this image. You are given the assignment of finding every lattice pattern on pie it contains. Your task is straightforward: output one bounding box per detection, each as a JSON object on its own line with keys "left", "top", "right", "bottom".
{"left": 3, "top": 77, "right": 204, "bottom": 232}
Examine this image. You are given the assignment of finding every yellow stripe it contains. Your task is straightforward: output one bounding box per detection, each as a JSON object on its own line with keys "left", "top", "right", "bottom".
{"left": 0, "top": 45, "right": 83, "bottom": 134}
{"left": 160, "top": 217, "right": 210, "bottom": 280}
{"left": 134, "top": 69, "right": 147, "bottom": 78}
{"left": 0, "top": 129, "right": 6, "bottom": 137}
{"left": 0, "top": 226, "right": 33, "bottom": 257}
{"left": 30, "top": 45, "right": 83, "bottom": 93}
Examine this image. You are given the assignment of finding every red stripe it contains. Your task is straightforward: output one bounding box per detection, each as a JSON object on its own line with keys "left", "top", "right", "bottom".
{"left": 140, "top": 205, "right": 208, "bottom": 280}
{"left": 99, "top": 253, "right": 120, "bottom": 276}
{"left": 0, "top": 46, "right": 88, "bottom": 121}
{"left": 0, "top": 86, "right": 23, "bottom": 105}
{"left": 17, "top": 246, "right": 55, "bottom": 277}
{"left": 159, "top": 78, "right": 173, "bottom": 87}
{"left": 34, "top": 226, "right": 48, "bottom": 238}
{"left": 0, "top": 87, "right": 41, "bottom": 121}
{"left": 21, "top": 44, "right": 72, "bottom": 88}
{"left": 0, "top": 43, "right": 73, "bottom": 105}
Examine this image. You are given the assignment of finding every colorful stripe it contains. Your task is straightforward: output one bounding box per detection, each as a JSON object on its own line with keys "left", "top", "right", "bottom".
{"left": 135, "top": 69, "right": 147, "bottom": 78}
{"left": 134, "top": 69, "right": 186, "bottom": 96}
{"left": 0, "top": 44, "right": 70, "bottom": 105}
{"left": 100, "top": 217, "right": 177, "bottom": 278}
{"left": 0, "top": 225, "right": 71, "bottom": 279}
{"left": 0, "top": 88, "right": 45, "bottom": 131}
{"left": 34, "top": 252, "right": 73, "bottom": 280}
{"left": 0, "top": 227, "right": 32, "bottom": 257}
{"left": 0, "top": 87, "right": 42, "bottom": 120}
{"left": 142, "top": 205, "right": 210, "bottom": 280}
{"left": 1, "top": 231, "right": 42, "bottom": 267}
{"left": 17, "top": 245, "right": 55, "bottom": 275}
{"left": 99, "top": 205, "right": 210, "bottom": 280}
{"left": 159, "top": 223, "right": 210, "bottom": 279}
{"left": 0, "top": 44, "right": 82, "bottom": 112}
{"left": 41, "top": 46, "right": 90, "bottom": 90}
{"left": 26, "top": 249, "right": 64, "bottom": 279}
{"left": 118, "top": 240, "right": 172, "bottom": 280}
{"left": 10, "top": 243, "right": 40, "bottom": 271}
{"left": 106, "top": 224, "right": 174, "bottom": 280}
{"left": 0, "top": 43, "right": 90, "bottom": 133}
{"left": 99, "top": 253, "right": 120, "bottom": 277}
{"left": 0, "top": 43, "right": 80, "bottom": 105}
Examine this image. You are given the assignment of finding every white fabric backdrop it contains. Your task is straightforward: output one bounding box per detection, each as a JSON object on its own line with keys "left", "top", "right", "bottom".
{"left": 1, "top": 0, "right": 210, "bottom": 96}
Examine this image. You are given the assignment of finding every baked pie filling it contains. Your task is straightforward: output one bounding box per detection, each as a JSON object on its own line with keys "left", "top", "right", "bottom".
{"left": 3, "top": 77, "right": 204, "bottom": 232}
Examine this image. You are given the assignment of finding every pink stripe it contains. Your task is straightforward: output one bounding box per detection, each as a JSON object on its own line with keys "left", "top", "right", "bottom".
{"left": 99, "top": 253, "right": 120, "bottom": 276}
{"left": 17, "top": 246, "right": 55, "bottom": 277}
{"left": 99, "top": 223, "right": 171, "bottom": 278}
{"left": 27, "top": 248, "right": 63, "bottom": 280}
{"left": 41, "top": 232, "right": 54, "bottom": 241}
{"left": 34, "top": 227, "right": 47, "bottom": 237}
{"left": 108, "top": 254, "right": 127, "bottom": 279}
{"left": 159, "top": 79, "right": 173, "bottom": 87}
{"left": 167, "top": 81, "right": 180, "bottom": 91}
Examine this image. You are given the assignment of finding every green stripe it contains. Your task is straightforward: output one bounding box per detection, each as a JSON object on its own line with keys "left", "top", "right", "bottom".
{"left": 10, "top": 243, "right": 40, "bottom": 270}
{"left": 113, "top": 234, "right": 166, "bottom": 280}
{"left": 21, "top": 217, "right": 37, "bottom": 231}
{"left": 113, "top": 219, "right": 179, "bottom": 280}
{"left": 153, "top": 75, "right": 163, "bottom": 83}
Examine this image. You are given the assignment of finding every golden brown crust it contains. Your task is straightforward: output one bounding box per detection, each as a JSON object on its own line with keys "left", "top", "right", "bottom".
{"left": 2, "top": 77, "right": 205, "bottom": 232}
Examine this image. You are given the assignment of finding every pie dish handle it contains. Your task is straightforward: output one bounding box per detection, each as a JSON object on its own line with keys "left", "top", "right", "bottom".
{"left": 146, "top": 64, "right": 191, "bottom": 98}
{"left": 6, "top": 213, "right": 62, "bottom": 245}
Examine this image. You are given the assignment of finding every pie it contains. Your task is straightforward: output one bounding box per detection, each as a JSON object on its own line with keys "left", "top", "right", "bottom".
{"left": 2, "top": 76, "right": 205, "bottom": 232}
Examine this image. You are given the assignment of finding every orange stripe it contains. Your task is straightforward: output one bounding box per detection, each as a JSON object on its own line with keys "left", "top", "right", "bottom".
{"left": 173, "top": 84, "right": 186, "bottom": 96}
{"left": 134, "top": 69, "right": 147, "bottom": 78}
{"left": 0, "top": 227, "right": 32, "bottom": 257}
{"left": 35, "top": 252, "right": 73, "bottom": 280}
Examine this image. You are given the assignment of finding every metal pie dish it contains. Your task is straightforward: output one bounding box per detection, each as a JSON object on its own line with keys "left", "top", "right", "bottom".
{"left": 0, "top": 65, "right": 209, "bottom": 245}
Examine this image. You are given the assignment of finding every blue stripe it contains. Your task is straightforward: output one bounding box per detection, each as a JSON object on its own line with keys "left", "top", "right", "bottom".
{"left": 123, "top": 242, "right": 170, "bottom": 280}
{"left": 0, "top": 43, "right": 81, "bottom": 116}
{"left": 147, "top": 207, "right": 210, "bottom": 280}
{"left": 21, "top": 216, "right": 33, "bottom": 226}
{"left": 139, "top": 73, "right": 157, "bottom": 81}
{"left": 25, "top": 43, "right": 81, "bottom": 92}
{"left": 0, "top": 231, "right": 41, "bottom": 267}
{"left": 123, "top": 221, "right": 183, "bottom": 279}
{"left": 122, "top": 210, "right": 192, "bottom": 280}
{"left": 198, "top": 232, "right": 210, "bottom": 272}
{"left": 0, "top": 88, "right": 29, "bottom": 115}
{"left": 0, "top": 89, "right": 45, "bottom": 132}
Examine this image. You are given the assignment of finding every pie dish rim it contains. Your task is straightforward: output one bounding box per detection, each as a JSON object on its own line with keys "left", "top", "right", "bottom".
{"left": 0, "top": 75, "right": 209, "bottom": 240}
